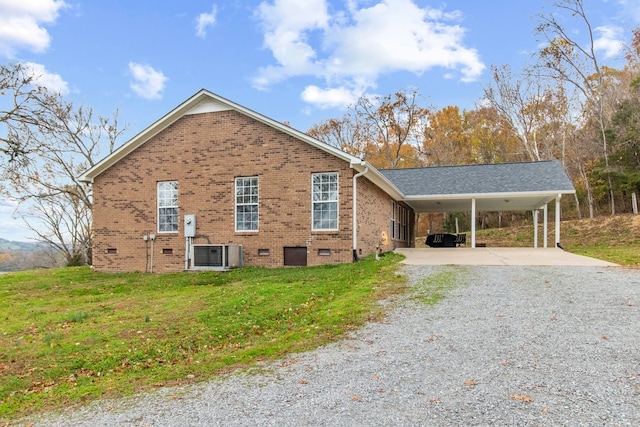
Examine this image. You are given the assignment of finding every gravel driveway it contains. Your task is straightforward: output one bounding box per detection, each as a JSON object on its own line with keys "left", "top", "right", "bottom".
{"left": 31, "top": 265, "right": 640, "bottom": 426}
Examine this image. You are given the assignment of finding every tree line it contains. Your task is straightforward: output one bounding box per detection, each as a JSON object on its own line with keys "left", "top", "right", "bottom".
{"left": 1, "top": 0, "right": 638, "bottom": 265}
{"left": 1, "top": 63, "right": 124, "bottom": 266}
{"left": 308, "top": 1, "right": 640, "bottom": 221}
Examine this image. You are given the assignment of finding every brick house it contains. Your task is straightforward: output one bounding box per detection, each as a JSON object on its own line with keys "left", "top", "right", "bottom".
{"left": 81, "top": 89, "right": 414, "bottom": 273}
{"left": 81, "top": 89, "right": 576, "bottom": 273}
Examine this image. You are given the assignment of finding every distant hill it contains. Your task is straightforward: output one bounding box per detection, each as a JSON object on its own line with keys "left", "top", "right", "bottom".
{"left": 0, "top": 239, "right": 52, "bottom": 271}
{"left": 0, "top": 238, "right": 41, "bottom": 252}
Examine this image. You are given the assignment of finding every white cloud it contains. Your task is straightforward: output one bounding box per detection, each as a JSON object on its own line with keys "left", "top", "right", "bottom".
{"left": 21, "top": 62, "right": 69, "bottom": 95}
{"left": 254, "top": 0, "right": 330, "bottom": 83}
{"left": 196, "top": 5, "right": 217, "bottom": 38}
{"left": 0, "top": 0, "right": 67, "bottom": 57}
{"left": 128, "top": 62, "right": 168, "bottom": 100}
{"left": 593, "top": 25, "right": 625, "bottom": 59}
{"left": 0, "top": 198, "right": 19, "bottom": 214}
{"left": 253, "top": 0, "right": 484, "bottom": 108}
{"left": 301, "top": 85, "right": 360, "bottom": 109}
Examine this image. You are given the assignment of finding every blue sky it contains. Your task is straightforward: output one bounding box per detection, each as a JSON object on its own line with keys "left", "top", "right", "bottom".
{"left": 1, "top": 0, "right": 640, "bottom": 242}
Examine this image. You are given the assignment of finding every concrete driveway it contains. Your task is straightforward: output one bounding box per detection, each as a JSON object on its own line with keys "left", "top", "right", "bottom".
{"left": 395, "top": 247, "right": 619, "bottom": 267}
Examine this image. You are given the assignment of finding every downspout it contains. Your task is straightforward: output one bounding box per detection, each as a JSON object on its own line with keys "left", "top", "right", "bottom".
{"left": 185, "top": 237, "right": 191, "bottom": 271}
{"left": 149, "top": 234, "right": 156, "bottom": 273}
{"left": 352, "top": 165, "right": 368, "bottom": 261}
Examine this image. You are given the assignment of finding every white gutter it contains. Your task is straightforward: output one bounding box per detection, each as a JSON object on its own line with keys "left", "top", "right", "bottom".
{"left": 351, "top": 162, "right": 368, "bottom": 261}
{"left": 403, "top": 190, "right": 575, "bottom": 201}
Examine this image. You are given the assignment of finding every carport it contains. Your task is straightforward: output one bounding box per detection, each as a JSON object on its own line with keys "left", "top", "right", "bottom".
{"left": 379, "top": 160, "right": 576, "bottom": 248}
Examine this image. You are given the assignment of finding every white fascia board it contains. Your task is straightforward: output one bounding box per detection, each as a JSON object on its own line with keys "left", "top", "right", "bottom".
{"left": 404, "top": 189, "right": 575, "bottom": 201}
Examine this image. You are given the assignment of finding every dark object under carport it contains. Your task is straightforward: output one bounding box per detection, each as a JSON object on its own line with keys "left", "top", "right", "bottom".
{"left": 426, "top": 233, "right": 466, "bottom": 247}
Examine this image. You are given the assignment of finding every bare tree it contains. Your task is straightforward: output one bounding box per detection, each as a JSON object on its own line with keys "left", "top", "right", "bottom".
{"left": 21, "top": 186, "right": 92, "bottom": 265}
{"left": 482, "top": 64, "right": 552, "bottom": 162}
{"left": 1, "top": 63, "right": 53, "bottom": 163}
{"left": 1, "top": 63, "right": 125, "bottom": 265}
{"left": 535, "top": 0, "right": 616, "bottom": 214}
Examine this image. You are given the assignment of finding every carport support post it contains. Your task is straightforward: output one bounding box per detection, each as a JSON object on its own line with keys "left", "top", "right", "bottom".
{"left": 543, "top": 204, "right": 548, "bottom": 248}
{"left": 555, "top": 194, "right": 562, "bottom": 246}
{"left": 533, "top": 210, "right": 539, "bottom": 248}
{"left": 471, "top": 198, "right": 476, "bottom": 248}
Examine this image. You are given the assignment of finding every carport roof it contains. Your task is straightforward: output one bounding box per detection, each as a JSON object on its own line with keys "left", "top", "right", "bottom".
{"left": 378, "top": 160, "right": 576, "bottom": 212}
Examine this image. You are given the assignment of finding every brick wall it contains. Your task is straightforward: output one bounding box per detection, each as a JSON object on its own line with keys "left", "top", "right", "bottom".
{"left": 356, "top": 176, "right": 414, "bottom": 257}
{"left": 92, "top": 110, "right": 411, "bottom": 273}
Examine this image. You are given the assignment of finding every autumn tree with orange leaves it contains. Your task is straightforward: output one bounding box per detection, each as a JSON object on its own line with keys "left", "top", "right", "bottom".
{"left": 308, "top": 89, "right": 428, "bottom": 169}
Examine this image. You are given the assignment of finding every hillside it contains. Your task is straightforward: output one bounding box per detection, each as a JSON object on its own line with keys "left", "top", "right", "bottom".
{"left": 0, "top": 238, "right": 54, "bottom": 271}
{"left": 473, "top": 214, "right": 639, "bottom": 246}
{"left": 420, "top": 214, "right": 640, "bottom": 267}
{"left": 0, "top": 237, "right": 40, "bottom": 252}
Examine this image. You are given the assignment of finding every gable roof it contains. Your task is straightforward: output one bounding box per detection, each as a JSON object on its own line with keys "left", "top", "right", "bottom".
{"left": 380, "top": 160, "right": 576, "bottom": 212}
{"left": 80, "top": 89, "right": 405, "bottom": 200}
{"left": 81, "top": 89, "right": 363, "bottom": 182}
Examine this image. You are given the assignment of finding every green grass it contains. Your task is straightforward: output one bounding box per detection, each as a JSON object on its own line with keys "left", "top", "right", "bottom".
{"left": 5, "top": 214, "right": 637, "bottom": 421}
{"left": 0, "top": 254, "right": 406, "bottom": 421}
{"left": 412, "top": 267, "right": 465, "bottom": 305}
{"left": 567, "top": 245, "right": 640, "bottom": 266}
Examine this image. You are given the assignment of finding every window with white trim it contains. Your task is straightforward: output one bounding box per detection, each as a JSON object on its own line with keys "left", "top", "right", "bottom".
{"left": 158, "top": 181, "right": 178, "bottom": 233}
{"left": 235, "top": 176, "right": 259, "bottom": 231}
{"left": 312, "top": 172, "right": 338, "bottom": 231}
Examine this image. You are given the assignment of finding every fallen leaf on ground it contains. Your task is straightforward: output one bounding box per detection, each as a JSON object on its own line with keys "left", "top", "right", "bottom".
{"left": 280, "top": 358, "right": 299, "bottom": 367}
{"left": 511, "top": 394, "right": 534, "bottom": 402}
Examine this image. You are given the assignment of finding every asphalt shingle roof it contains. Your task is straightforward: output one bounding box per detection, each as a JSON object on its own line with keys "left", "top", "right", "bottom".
{"left": 379, "top": 160, "right": 575, "bottom": 196}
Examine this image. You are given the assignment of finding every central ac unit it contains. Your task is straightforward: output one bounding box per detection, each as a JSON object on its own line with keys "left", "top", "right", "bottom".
{"left": 191, "top": 244, "right": 243, "bottom": 270}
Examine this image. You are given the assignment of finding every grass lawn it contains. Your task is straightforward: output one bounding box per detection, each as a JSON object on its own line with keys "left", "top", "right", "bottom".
{"left": 0, "top": 254, "right": 406, "bottom": 421}
{"left": 3, "top": 214, "right": 638, "bottom": 421}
